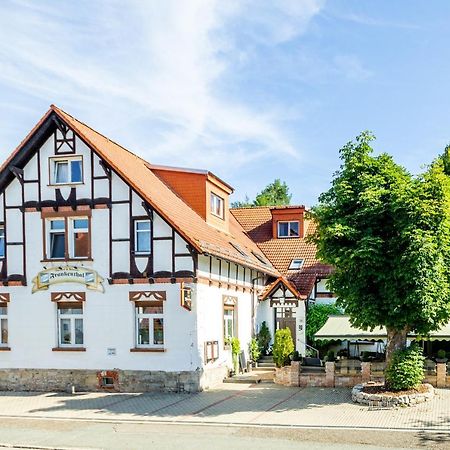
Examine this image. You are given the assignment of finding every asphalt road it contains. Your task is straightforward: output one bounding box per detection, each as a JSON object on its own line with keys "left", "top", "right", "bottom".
{"left": 0, "top": 418, "right": 448, "bottom": 450}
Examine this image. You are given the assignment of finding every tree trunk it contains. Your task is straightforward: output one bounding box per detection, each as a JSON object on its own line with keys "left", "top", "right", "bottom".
{"left": 385, "top": 326, "right": 409, "bottom": 366}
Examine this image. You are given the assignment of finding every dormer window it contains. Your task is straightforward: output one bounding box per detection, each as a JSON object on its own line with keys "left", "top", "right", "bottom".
{"left": 211, "top": 193, "right": 224, "bottom": 219}
{"left": 50, "top": 156, "right": 83, "bottom": 185}
{"left": 277, "top": 221, "right": 299, "bottom": 238}
{"left": 289, "top": 258, "right": 304, "bottom": 270}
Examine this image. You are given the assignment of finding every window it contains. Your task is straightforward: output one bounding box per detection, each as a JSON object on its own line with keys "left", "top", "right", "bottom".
{"left": 58, "top": 303, "right": 84, "bottom": 347}
{"left": 51, "top": 157, "right": 83, "bottom": 185}
{"left": 135, "top": 302, "right": 164, "bottom": 348}
{"left": 0, "top": 303, "right": 7, "bottom": 346}
{"left": 289, "top": 258, "right": 305, "bottom": 270}
{"left": 71, "top": 219, "right": 89, "bottom": 258}
{"left": 49, "top": 219, "right": 65, "bottom": 259}
{"left": 230, "top": 242, "right": 248, "bottom": 258}
{"left": 223, "top": 296, "right": 237, "bottom": 343}
{"left": 134, "top": 220, "right": 151, "bottom": 255}
{"left": 47, "top": 217, "right": 90, "bottom": 260}
{"left": 210, "top": 193, "right": 224, "bottom": 219}
{"left": 0, "top": 226, "right": 5, "bottom": 259}
{"left": 277, "top": 221, "right": 300, "bottom": 238}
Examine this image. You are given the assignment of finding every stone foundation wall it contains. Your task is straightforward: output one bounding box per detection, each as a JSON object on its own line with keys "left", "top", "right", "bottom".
{"left": 0, "top": 368, "right": 203, "bottom": 393}
{"left": 199, "top": 365, "right": 229, "bottom": 390}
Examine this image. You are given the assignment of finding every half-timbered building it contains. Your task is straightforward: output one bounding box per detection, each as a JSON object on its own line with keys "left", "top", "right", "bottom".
{"left": 0, "top": 105, "right": 286, "bottom": 392}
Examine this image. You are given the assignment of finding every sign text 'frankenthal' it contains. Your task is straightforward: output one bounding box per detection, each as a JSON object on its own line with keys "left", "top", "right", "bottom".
{"left": 32, "top": 266, "right": 104, "bottom": 293}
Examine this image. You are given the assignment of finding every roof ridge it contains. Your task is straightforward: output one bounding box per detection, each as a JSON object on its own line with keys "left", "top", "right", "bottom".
{"left": 50, "top": 105, "right": 147, "bottom": 163}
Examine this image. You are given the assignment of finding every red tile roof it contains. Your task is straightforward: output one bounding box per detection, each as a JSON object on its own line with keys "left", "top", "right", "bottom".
{"left": 231, "top": 206, "right": 333, "bottom": 296}
{"left": 3, "top": 106, "right": 279, "bottom": 277}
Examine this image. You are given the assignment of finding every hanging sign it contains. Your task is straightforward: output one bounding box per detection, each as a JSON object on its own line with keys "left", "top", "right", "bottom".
{"left": 32, "top": 266, "right": 104, "bottom": 293}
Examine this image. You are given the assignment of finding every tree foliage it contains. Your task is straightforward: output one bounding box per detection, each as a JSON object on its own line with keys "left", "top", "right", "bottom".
{"left": 306, "top": 303, "right": 342, "bottom": 343}
{"left": 231, "top": 179, "right": 291, "bottom": 208}
{"left": 272, "top": 328, "right": 294, "bottom": 368}
{"left": 257, "top": 321, "right": 271, "bottom": 355}
{"left": 385, "top": 344, "right": 425, "bottom": 390}
{"left": 254, "top": 179, "right": 291, "bottom": 206}
{"left": 310, "top": 132, "right": 450, "bottom": 362}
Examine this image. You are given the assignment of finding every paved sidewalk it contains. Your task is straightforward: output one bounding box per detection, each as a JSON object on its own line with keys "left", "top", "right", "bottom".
{"left": 0, "top": 384, "right": 448, "bottom": 432}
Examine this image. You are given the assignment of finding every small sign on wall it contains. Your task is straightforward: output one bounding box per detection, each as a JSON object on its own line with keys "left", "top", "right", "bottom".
{"left": 107, "top": 348, "right": 116, "bottom": 356}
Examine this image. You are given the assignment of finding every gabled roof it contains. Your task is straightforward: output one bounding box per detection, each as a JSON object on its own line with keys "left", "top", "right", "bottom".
{"left": 259, "top": 276, "right": 304, "bottom": 301}
{"left": 231, "top": 206, "right": 332, "bottom": 296}
{"left": 2, "top": 106, "right": 279, "bottom": 277}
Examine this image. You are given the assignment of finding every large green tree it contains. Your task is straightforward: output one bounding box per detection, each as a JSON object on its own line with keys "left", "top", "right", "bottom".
{"left": 311, "top": 132, "right": 450, "bottom": 363}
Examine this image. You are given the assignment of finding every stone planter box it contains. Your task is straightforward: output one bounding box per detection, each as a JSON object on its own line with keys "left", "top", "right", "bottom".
{"left": 352, "top": 383, "right": 434, "bottom": 407}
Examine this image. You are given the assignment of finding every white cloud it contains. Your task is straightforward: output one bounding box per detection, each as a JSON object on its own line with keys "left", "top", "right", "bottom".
{"left": 0, "top": 0, "right": 324, "bottom": 174}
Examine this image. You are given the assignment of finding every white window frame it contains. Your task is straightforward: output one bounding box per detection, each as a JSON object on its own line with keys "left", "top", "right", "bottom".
{"left": 47, "top": 219, "right": 66, "bottom": 260}
{"left": 210, "top": 193, "right": 224, "bottom": 219}
{"left": 47, "top": 217, "right": 90, "bottom": 260}
{"left": 0, "top": 304, "right": 7, "bottom": 347}
{"left": 134, "top": 220, "right": 151, "bottom": 255}
{"left": 277, "top": 221, "right": 300, "bottom": 238}
{"left": 135, "top": 303, "right": 164, "bottom": 348}
{"left": 224, "top": 308, "right": 235, "bottom": 341}
{"left": 50, "top": 156, "right": 83, "bottom": 185}
{"left": 69, "top": 218, "right": 89, "bottom": 259}
{"left": 289, "top": 258, "right": 305, "bottom": 270}
{"left": 0, "top": 225, "right": 5, "bottom": 259}
{"left": 57, "top": 304, "right": 84, "bottom": 348}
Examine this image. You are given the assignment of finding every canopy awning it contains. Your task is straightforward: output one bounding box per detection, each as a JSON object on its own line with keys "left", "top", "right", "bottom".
{"left": 315, "top": 316, "right": 450, "bottom": 341}
{"left": 315, "top": 316, "right": 386, "bottom": 341}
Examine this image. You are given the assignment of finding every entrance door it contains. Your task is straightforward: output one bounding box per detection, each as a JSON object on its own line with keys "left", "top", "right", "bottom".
{"left": 275, "top": 307, "right": 296, "bottom": 342}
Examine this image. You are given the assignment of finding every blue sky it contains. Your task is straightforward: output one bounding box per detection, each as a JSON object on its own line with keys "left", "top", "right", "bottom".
{"left": 0, "top": 0, "right": 449, "bottom": 206}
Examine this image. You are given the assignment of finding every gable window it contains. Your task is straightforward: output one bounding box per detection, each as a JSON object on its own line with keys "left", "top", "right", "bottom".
{"left": 135, "top": 302, "right": 164, "bottom": 348}
{"left": 0, "top": 226, "right": 5, "bottom": 259}
{"left": 210, "top": 193, "right": 224, "bottom": 219}
{"left": 58, "top": 303, "right": 84, "bottom": 347}
{"left": 277, "top": 221, "right": 300, "bottom": 238}
{"left": 289, "top": 258, "right": 305, "bottom": 270}
{"left": 0, "top": 303, "right": 7, "bottom": 347}
{"left": 51, "top": 157, "right": 83, "bottom": 185}
{"left": 46, "top": 217, "right": 90, "bottom": 260}
{"left": 134, "top": 220, "right": 151, "bottom": 255}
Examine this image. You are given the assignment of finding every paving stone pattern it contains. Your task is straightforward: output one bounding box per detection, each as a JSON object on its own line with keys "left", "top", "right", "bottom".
{"left": 0, "top": 385, "right": 448, "bottom": 431}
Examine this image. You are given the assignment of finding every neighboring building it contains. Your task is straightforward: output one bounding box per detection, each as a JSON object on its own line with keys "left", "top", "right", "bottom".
{"left": 0, "top": 105, "right": 283, "bottom": 392}
{"left": 231, "top": 206, "right": 335, "bottom": 354}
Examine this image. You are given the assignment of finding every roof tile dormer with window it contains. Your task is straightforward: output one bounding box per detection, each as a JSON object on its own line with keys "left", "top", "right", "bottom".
{"left": 271, "top": 206, "right": 305, "bottom": 239}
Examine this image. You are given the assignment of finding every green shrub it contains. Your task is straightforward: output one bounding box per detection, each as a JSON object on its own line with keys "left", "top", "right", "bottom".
{"left": 249, "top": 338, "right": 261, "bottom": 362}
{"left": 385, "top": 344, "right": 425, "bottom": 391}
{"left": 437, "top": 349, "right": 447, "bottom": 360}
{"left": 325, "top": 350, "right": 335, "bottom": 362}
{"left": 292, "top": 350, "right": 302, "bottom": 362}
{"left": 361, "top": 351, "right": 370, "bottom": 362}
{"left": 272, "top": 328, "right": 294, "bottom": 368}
{"left": 257, "top": 321, "right": 271, "bottom": 355}
{"left": 229, "top": 337, "right": 241, "bottom": 374}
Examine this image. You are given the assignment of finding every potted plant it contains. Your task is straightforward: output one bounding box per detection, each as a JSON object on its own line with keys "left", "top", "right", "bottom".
{"left": 436, "top": 349, "right": 448, "bottom": 363}
{"left": 291, "top": 350, "right": 302, "bottom": 362}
